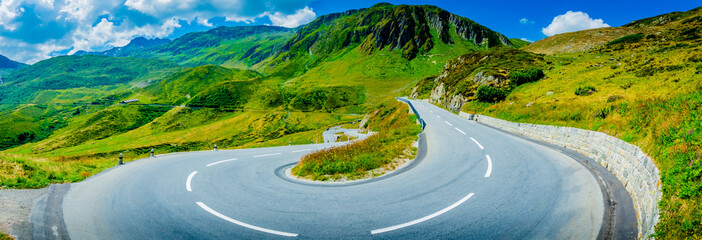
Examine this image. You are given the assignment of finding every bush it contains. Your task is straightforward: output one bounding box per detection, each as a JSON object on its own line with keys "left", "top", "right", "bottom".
{"left": 574, "top": 86, "right": 597, "bottom": 96}
{"left": 475, "top": 85, "right": 507, "bottom": 103}
{"left": 607, "top": 34, "right": 645, "bottom": 45}
{"left": 510, "top": 68, "right": 545, "bottom": 86}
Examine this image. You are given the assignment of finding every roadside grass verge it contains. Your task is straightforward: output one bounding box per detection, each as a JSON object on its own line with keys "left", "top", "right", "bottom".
{"left": 291, "top": 100, "right": 421, "bottom": 180}
{"left": 462, "top": 43, "right": 702, "bottom": 238}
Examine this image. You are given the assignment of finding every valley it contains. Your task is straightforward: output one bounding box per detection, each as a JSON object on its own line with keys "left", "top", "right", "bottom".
{"left": 0, "top": 2, "right": 700, "bottom": 239}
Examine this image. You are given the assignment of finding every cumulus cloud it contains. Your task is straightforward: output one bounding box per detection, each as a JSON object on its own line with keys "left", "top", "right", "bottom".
{"left": 265, "top": 6, "right": 316, "bottom": 28}
{"left": 0, "top": 0, "right": 315, "bottom": 64}
{"left": 542, "top": 11, "right": 610, "bottom": 36}
{"left": 520, "top": 38, "right": 534, "bottom": 43}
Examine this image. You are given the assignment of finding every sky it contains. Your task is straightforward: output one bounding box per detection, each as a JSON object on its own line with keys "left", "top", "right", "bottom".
{"left": 0, "top": 0, "right": 699, "bottom": 64}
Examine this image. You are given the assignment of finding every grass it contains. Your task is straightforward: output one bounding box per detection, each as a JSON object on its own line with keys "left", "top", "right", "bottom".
{"left": 291, "top": 100, "right": 421, "bottom": 180}
{"left": 457, "top": 13, "right": 702, "bottom": 237}
{"left": 0, "top": 231, "right": 12, "bottom": 240}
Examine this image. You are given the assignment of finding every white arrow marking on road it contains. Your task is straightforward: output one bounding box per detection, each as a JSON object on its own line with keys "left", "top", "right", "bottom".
{"left": 444, "top": 121, "right": 453, "bottom": 126}
{"left": 291, "top": 149, "right": 311, "bottom": 153}
{"left": 186, "top": 171, "right": 197, "bottom": 192}
{"left": 196, "top": 202, "right": 299, "bottom": 237}
{"left": 454, "top": 128, "right": 466, "bottom": 135}
{"left": 206, "top": 158, "right": 237, "bottom": 167}
{"left": 254, "top": 153, "right": 282, "bottom": 158}
{"left": 485, "top": 155, "right": 492, "bottom": 177}
{"left": 470, "top": 137, "right": 484, "bottom": 149}
{"left": 371, "top": 193, "right": 475, "bottom": 234}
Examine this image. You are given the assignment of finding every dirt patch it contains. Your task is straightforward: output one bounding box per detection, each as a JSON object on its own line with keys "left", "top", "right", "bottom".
{"left": 0, "top": 188, "right": 48, "bottom": 239}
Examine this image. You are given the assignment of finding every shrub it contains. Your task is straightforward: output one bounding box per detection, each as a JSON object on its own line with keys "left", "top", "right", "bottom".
{"left": 475, "top": 85, "right": 507, "bottom": 103}
{"left": 574, "top": 86, "right": 597, "bottom": 96}
{"left": 509, "top": 68, "right": 545, "bottom": 86}
{"left": 607, "top": 34, "right": 645, "bottom": 45}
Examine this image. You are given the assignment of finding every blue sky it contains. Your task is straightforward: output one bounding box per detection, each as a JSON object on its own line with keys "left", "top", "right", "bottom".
{"left": 0, "top": 0, "right": 699, "bottom": 64}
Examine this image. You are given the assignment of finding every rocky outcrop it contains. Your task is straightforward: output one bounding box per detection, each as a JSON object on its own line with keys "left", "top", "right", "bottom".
{"left": 278, "top": 3, "right": 512, "bottom": 61}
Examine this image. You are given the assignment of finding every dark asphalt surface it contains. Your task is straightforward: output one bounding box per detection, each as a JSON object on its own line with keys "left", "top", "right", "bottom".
{"left": 61, "top": 99, "right": 609, "bottom": 239}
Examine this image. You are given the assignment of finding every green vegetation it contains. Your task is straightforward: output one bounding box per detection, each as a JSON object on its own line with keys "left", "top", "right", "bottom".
{"left": 292, "top": 100, "right": 421, "bottom": 180}
{"left": 456, "top": 6, "right": 702, "bottom": 238}
{"left": 607, "top": 34, "right": 645, "bottom": 45}
{"left": 475, "top": 85, "right": 506, "bottom": 103}
{"left": 508, "top": 38, "right": 531, "bottom": 49}
{"left": 574, "top": 85, "right": 597, "bottom": 96}
{"left": 509, "top": 68, "right": 545, "bottom": 86}
{"left": 0, "top": 231, "right": 13, "bottom": 240}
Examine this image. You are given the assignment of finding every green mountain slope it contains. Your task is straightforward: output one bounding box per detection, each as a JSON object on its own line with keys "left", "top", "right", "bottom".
{"left": 419, "top": 5, "right": 702, "bottom": 239}
{"left": 78, "top": 26, "right": 296, "bottom": 68}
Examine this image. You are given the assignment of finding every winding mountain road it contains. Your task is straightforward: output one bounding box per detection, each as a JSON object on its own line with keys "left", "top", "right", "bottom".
{"left": 60, "top": 99, "right": 625, "bottom": 239}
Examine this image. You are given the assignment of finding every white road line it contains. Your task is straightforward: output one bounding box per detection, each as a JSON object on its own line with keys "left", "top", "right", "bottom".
{"left": 454, "top": 128, "right": 466, "bottom": 135}
{"left": 436, "top": 115, "right": 441, "bottom": 118}
{"left": 291, "top": 149, "right": 311, "bottom": 153}
{"left": 196, "top": 202, "right": 298, "bottom": 237}
{"left": 371, "top": 193, "right": 475, "bottom": 234}
{"left": 470, "top": 137, "right": 484, "bottom": 149}
{"left": 485, "top": 155, "right": 493, "bottom": 178}
{"left": 186, "top": 171, "right": 197, "bottom": 192}
{"left": 206, "top": 158, "right": 237, "bottom": 167}
{"left": 444, "top": 121, "right": 453, "bottom": 126}
{"left": 253, "top": 153, "right": 282, "bottom": 158}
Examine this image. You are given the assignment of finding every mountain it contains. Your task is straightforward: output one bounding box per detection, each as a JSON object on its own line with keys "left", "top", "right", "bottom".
{"left": 273, "top": 3, "right": 512, "bottom": 64}
{"left": 0, "top": 54, "right": 26, "bottom": 69}
{"left": 76, "top": 26, "right": 296, "bottom": 68}
{"left": 414, "top": 6, "right": 702, "bottom": 239}
{"left": 74, "top": 37, "right": 171, "bottom": 57}
{"left": 524, "top": 6, "right": 702, "bottom": 54}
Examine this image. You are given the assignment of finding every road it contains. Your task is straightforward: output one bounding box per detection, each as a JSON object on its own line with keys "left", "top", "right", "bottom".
{"left": 61, "top": 99, "right": 609, "bottom": 239}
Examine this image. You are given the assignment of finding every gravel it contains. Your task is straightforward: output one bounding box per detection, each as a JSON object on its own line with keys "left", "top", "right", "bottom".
{"left": 0, "top": 187, "right": 48, "bottom": 239}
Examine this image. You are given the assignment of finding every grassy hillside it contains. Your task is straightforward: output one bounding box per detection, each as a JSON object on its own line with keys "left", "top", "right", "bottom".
{"left": 82, "top": 26, "right": 296, "bottom": 68}
{"left": 292, "top": 100, "right": 421, "bottom": 180}
{"left": 423, "top": 6, "right": 702, "bottom": 238}
{"left": 508, "top": 38, "right": 531, "bottom": 49}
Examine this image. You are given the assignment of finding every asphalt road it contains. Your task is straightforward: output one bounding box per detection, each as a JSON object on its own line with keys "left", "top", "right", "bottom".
{"left": 61, "top": 99, "right": 608, "bottom": 239}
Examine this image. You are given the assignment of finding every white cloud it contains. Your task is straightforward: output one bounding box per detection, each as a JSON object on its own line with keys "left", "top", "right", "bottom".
{"left": 264, "top": 6, "right": 316, "bottom": 28}
{"left": 0, "top": 0, "right": 314, "bottom": 63}
{"left": 520, "top": 38, "right": 534, "bottom": 43}
{"left": 519, "top": 18, "right": 533, "bottom": 25}
{"left": 542, "top": 11, "right": 610, "bottom": 36}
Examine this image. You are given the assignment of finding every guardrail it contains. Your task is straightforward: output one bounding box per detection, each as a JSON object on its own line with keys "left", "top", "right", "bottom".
{"left": 397, "top": 97, "right": 426, "bottom": 130}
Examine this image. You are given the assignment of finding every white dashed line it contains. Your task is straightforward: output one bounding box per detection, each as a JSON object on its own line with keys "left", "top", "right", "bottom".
{"left": 186, "top": 171, "right": 197, "bottom": 192}
{"left": 436, "top": 115, "right": 441, "bottom": 118}
{"left": 196, "top": 202, "right": 298, "bottom": 237}
{"left": 291, "top": 149, "right": 311, "bottom": 153}
{"left": 444, "top": 121, "right": 453, "bottom": 126}
{"left": 470, "top": 137, "right": 484, "bottom": 149}
{"left": 454, "top": 128, "right": 466, "bottom": 135}
{"left": 371, "top": 193, "right": 475, "bottom": 234}
{"left": 485, "top": 155, "right": 492, "bottom": 177}
{"left": 206, "top": 158, "right": 237, "bottom": 167}
{"left": 253, "top": 153, "right": 282, "bottom": 158}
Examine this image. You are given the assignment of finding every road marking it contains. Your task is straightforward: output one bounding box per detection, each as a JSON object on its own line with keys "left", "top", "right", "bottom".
{"left": 206, "top": 158, "right": 237, "bottom": 167}
{"left": 186, "top": 171, "right": 197, "bottom": 192}
{"left": 253, "top": 153, "right": 282, "bottom": 158}
{"left": 291, "top": 149, "right": 311, "bottom": 153}
{"left": 436, "top": 115, "right": 441, "bottom": 118}
{"left": 454, "top": 128, "right": 466, "bottom": 135}
{"left": 371, "top": 193, "right": 475, "bottom": 234}
{"left": 485, "top": 155, "right": 492, "bottom": 177}
{"left": 444, "top": 121, "right": 453, "bottom": 126}
{"left": 196, "top": 202, "right": 298, "bottom": 237}
{"left": 470, "top": 137, "right": 484, "bottom": 149}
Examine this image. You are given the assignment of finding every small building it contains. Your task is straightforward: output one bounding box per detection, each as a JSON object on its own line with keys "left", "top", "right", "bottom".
{"left": 119, "top": 99, "right": 139, "bottom": 104}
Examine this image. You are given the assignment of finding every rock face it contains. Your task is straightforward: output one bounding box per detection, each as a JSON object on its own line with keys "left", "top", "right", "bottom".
{"left": 278, "top": 3, "right": 512, "bottom": 61}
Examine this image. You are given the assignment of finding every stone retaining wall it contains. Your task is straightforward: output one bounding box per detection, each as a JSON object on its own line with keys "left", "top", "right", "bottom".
{"left": 462, "top": 112, "right": 661, "bottom": 239}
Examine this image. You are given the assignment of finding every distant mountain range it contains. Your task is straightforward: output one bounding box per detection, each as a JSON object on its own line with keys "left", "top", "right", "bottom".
{"left": 0, "top": 54, "right": 26, "bottom": 69}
